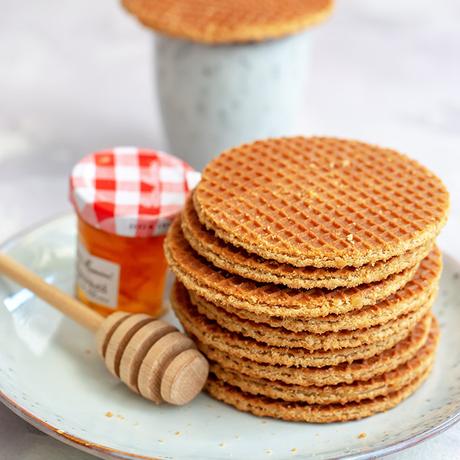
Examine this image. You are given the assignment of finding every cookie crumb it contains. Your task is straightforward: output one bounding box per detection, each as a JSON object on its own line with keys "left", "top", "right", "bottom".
{"left": 358, "top": 432, "right": 367, "bottom": 439}
{"left": 291, "top": 447, "right": 298, "bottom": 454}
{"left": 219, "top": 443, "right": 225, "bottom": 448}
{"left": 175, "top": 431, "right": 181, "bottom": 436}
{"left": 105, "top": 411, "right": 113, "bottom": 418}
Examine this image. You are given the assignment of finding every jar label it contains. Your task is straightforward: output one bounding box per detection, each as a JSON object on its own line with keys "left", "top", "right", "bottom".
{"left": 76, "top": 242, "right": 120, "bottom": 308}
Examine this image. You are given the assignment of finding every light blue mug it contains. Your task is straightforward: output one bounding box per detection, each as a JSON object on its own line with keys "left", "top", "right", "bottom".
{"left": 155, "top": 31, "right": 312, "bottom": 170}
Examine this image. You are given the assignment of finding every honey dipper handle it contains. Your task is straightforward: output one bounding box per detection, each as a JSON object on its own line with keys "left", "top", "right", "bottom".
{"left": 0, "top": 252, "right": 103, "bottom": 332}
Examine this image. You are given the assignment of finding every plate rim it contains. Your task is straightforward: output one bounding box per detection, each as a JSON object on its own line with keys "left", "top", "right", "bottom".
{"left": 0, "top": 212, "right": 459, "bottom": 460}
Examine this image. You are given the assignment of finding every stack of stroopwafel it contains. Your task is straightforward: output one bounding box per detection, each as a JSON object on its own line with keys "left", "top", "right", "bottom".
{"left": 165, "top": 136, "right": 449, "bottom": 422}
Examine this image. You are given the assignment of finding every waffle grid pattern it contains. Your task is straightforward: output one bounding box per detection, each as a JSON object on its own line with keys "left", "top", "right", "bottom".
{"left": 205, "top": 367, "right": 431, "bottom": 423}
{"left": 195, "top": 137, "right": 449, "bottom": 267}
{"left": 197, "top": 317, "right": 435, "bottom": 387}
{"left": 172, "top": 282, "right": 431, "bottom": 368}
{"left": 165, "top": 217, "right": 425, "bottom": 317}
{"left": 209, "top": 335, "right": 436, "bottom": 404}
{"left": 190, "top": 287, "right": 437, "bottom": 334}
{"left": 190, "top": 248, "right": 442, "bottom": 334}
{"left": 122, "top": 0, "right": 333, "bottom": 44}
{"left": 191, "top": 288, "right": 433, "bottom": 350}
{"left": 183, "top": 194, "right": 434, "bottom": 288}
{"left": 164, "top": 136, "right": 448, "bottom": 422}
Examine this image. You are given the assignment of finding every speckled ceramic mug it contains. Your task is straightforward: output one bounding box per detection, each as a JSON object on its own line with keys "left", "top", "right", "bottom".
{"left": 155, "top": 32, "right": 311, "bottom": 170}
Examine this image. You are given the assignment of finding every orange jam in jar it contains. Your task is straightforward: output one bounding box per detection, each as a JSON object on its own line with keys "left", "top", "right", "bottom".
{"left": 70, "top": 147, "right": 198, "bottom": 317}
{"left": 76, "top": 217, "right": 168, "bottom": 316}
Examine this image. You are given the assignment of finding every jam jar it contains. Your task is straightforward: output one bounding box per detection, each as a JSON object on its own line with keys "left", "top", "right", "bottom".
{"left": 69, "top": 147, "right": 199, "bottom": 317}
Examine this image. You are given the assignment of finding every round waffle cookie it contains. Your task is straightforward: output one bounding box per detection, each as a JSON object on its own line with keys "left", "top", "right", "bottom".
{"left": 206, "top": 366, "right": 432, "bottom": 423}
{"left": 193, "top": 137, "right": 449, "bottom": 268}
{"left": 122, "top": 0, "right": 334, "bottom": 44}
{"left": 182, "top": 195, "right": 434, "bottom": 289}
{"left": 190, "top": 285, "right": 434, "bottom": 349}
{"left": 199, "top": 316, "right": 436, "bottom": 387}
{"left": 189, "top": 246, "right": 442, "bottom": 333}
{"left": 165, "top": 218, "right": 424, "bottom": 319}
{"left": 209, "top": 326, "right": 438, "bottom": 404}
{"left": 171, "top": 283, "right": 429, "bottom": 367}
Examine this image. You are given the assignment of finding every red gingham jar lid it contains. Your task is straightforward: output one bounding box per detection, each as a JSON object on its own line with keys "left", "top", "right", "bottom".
{"left": 70, "top": 147, "right": 200, "bottom": 237}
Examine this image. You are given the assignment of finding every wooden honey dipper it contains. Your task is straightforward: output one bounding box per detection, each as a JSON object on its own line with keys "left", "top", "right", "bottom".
{"left": 0, "top": 253, "right": 209, "bottom": 406}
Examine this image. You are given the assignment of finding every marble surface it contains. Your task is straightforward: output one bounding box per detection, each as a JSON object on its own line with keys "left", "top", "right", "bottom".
{"left": 0, "top": 0, "right": 459, "bottom": 458}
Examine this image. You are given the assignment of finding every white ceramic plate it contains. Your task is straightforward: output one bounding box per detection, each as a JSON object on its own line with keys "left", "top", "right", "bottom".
{"left": 0, "top": 215, "right": 460, "bottom": 460}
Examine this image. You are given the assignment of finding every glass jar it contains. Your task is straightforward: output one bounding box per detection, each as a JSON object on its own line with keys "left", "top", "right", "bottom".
{"left": 76, "top": 216, "right": 168, "bottom": 317}
{"left": 70, "top": 147, "right": 198, "bottom": 317}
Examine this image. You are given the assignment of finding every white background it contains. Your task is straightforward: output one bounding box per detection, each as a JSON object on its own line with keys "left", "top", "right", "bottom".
{"left": 0, "top": 0, "right": 459, "bottom": 458}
